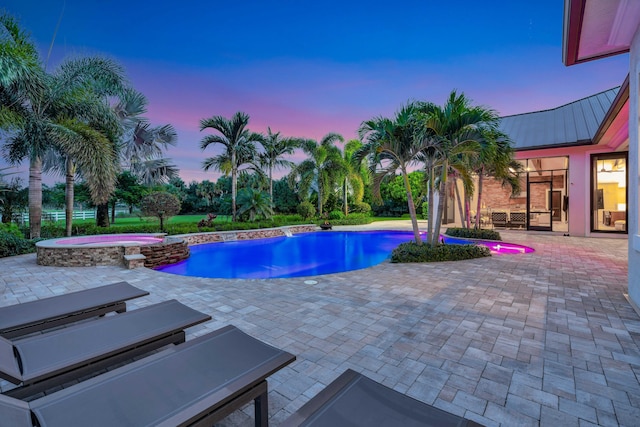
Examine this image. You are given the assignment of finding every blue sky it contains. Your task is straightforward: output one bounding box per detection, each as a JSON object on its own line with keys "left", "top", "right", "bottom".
{"left": 1, "top": 0, "right": 629, "bottom": 184}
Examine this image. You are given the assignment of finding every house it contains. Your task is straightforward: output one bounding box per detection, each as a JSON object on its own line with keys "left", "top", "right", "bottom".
{"left": 562, "top": 0, "right": 639, "bottom": 308}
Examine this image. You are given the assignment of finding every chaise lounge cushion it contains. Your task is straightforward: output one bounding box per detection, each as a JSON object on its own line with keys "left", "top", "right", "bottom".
{"left": 28, "top": 325, "right": 295, "bottom": 427}
{"left": 0, "top": 281, "right": 148, "bottom": 338}
{"left": 0, "top": 300, "right": 210, "bottom": 392}
{"left": 283, "top": 369, "right": 483, "bottom": 427}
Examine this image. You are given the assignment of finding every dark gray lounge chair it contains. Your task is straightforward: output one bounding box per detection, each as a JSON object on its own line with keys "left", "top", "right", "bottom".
{"left": 15, "top": 325, "right": 294, "bottom": 427}
{"left": 0, "top": 281, "right": 149, "bottom": 338}
{"left": 0, "top": 299, "right": 210, "bottom": 399}
{"left": 282, "top": 369, "right": 484, "bottom": 427}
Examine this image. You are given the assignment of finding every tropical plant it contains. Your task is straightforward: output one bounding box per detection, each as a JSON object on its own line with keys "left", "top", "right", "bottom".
{"left": 1, "top": 13, "right": 125, "bottom": 238}
{"left": 259, "top": 127, "right": 301, "bottom": 205}
{"left": 341, "top": 139, "right": 368, "bottom": 216}
{"left": 200, "top": 111, "right": 264, "bottom": 221}
{"left": 356, "top": 103, "right": 428, "bottom": 244}
{"left": 288, "top": 133, "right": 344, "bottom": 216}
{"left": 139, "top": 191, "right": 181, "bottom": 231}
{"left": 236, "top": 188, "right": 273, "bottom": 221}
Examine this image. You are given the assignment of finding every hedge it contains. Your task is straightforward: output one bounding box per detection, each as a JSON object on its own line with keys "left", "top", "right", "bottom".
{"left": 444, "top": 227, "right": 502, "bottom": 241}
{"left": 390, "top": 241, "right": 491, "bottom": 263}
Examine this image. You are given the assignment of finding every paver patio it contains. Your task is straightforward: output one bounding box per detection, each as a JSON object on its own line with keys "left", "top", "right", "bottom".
{"left": 0, "top": 228, "right": 638, "bottom": 426}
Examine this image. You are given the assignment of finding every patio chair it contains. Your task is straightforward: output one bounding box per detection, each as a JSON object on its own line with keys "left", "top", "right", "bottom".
{"left": 282, "top": 369, "right": 484, "bottom": 427}
{"left": 1, "top": 300, "right": 211, "bottom": 399}
{"left": 509, "top": 212, "right": 526, "bottom": 229}
{"left": 491, "top": 212, "right": 508, "bottom": 228}
{"left": 20, "top": 325, "right": 295, "bottom": 427}
{"left": 0, "top": 281, "right": 149, "bottom": 339}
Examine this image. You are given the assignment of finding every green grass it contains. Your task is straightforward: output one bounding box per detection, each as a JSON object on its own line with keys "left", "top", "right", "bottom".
{"left": 71, "top": 214, "right": 231, "bottom": 226}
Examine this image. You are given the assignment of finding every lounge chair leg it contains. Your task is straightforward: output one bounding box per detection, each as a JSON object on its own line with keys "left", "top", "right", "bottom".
{"left": 254, "top": 381, "right": 269, "bottom": 427}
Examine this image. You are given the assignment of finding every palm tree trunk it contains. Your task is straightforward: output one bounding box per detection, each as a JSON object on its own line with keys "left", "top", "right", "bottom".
{"left": 343, "top": 179, "right": 348, "bottom": 216}
{"left": 65, "top": 158, "right": 75, "bottom": 237}
{"left": 96, "top": 203, "right": 109, "bottom": 227}
{"left": 427, "top": 165, "right": 435, "bottom": 244}
{"left": 269, "top": 167, "right": 274, "bottom": 207}
{"left": 231, "top": 153, "right": 237, "bottom": 221}
{"left": 28, "top": 156, "right": 43, "bottom": 239}
{"left": 453, "top": 176, "right": 465, "bottom": 228}
{"left": 111, "top": 200, "right": 116, "bottom": 224}
{"left": 475, "top": 167, "right": 484, "bottom": 229}
{"left": 402, "top": 167, "right": 422, "bottom": 244}
{"left": 431, "top": 163, "right": 448, "bottom": 245}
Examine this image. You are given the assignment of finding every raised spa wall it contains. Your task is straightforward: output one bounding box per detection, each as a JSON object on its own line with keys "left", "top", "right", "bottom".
{"left": 36, "top": 225, "right": 318, "bottom": 269}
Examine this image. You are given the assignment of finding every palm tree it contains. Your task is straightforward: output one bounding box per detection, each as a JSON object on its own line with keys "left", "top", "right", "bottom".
{"left": 237, "top": 188, "right": 273, "bottom": 221}
{"left": 356, "top": 103, "right": 428, "bottom": 244}
{"left": 341, "top": 139, "right": 367, "bottom": 216}
{"left": 114, "top": 88, "right": 179, "bottom": 185}
{"left": 1, "top": 13, "right": 125, "bottom": 238}
{"left": 418, "top": 91, "right": 497, "bottom": 245}
{"left": 288, "top": 133, "right": 344, "bottom": 216}
{"left": 200, "top": 112, "right": 263, "bottom": 221}
{"left": 259, "top": 127, "right": 301, "bottom": 205}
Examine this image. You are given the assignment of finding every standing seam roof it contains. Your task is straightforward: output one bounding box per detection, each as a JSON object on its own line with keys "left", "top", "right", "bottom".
{"left": 499, "top": 87, "right": 619, "bottom": 150}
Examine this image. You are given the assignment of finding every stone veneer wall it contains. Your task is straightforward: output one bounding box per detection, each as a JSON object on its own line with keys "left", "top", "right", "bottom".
{"left": 36, "top": 225, "right": 319, "bottom": 268}
{"left": 139, "top": 237, "right": 190, "bottom": 268}
{"left": 37, "top": 246, "right": 126, "bottom": 267}
{"left": 178, "top": 225, "right": 318, "bottom": 245}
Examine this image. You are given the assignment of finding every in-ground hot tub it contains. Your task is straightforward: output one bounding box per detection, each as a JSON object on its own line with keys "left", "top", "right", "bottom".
{"left": 35, "top": 233, "right": 189, "bottom": 268}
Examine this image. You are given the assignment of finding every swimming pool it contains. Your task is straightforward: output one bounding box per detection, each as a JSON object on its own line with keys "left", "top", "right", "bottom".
{"left": 155, "top": 231, "right": 533, "bottom": 279}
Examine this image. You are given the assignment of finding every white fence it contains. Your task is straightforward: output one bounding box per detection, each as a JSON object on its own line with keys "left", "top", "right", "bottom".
{"left": 10, "top": 209, "right": 130, "bottom": 223}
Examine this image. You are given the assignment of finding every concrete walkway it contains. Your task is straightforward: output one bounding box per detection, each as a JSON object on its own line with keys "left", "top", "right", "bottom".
{"left": 0, "top": 227, "right": 638, "bottom": 426}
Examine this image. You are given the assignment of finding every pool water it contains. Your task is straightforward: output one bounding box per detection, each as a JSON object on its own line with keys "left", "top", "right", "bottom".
{"left": 155, "top": 231, "right": 533, "bottom": 280}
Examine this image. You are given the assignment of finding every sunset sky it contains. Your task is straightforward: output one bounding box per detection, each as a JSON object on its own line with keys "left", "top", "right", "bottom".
{"left": 1, "top": 0, "right": 629, "bottom": 185}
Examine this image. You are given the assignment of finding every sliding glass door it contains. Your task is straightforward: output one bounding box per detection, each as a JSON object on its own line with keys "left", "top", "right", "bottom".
{"left": 591, "top": 153, "right": 627, "bottom": 233}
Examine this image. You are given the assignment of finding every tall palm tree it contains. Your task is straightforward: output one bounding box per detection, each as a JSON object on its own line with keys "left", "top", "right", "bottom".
{"left": 341, "top": 139, "right": 367, "bottom": 216}
{"left": 288, "top": 133, "right": 344, "bottom": 216}
{"left": 418, "top": 91, "right": 496, "bottom": 245}
{"left": 200, "top": 112, "right": 264, "bottom": 221}
{"left": 356, "top": 103, "right": 428, "bottom": 244}
{"left": 1, "top": 13, "right": 125, "bottom": 237}
{"left": 259, "top": 127, "right": 301, "bottom": 205}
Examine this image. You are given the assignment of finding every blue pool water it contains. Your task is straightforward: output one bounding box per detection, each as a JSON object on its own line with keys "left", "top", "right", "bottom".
{"left": 155, "top": 231, "right": 533, "bottom": 280}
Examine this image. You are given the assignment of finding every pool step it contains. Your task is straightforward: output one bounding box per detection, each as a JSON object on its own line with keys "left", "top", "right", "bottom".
{"left": 124, "top": 254, "right": 146, "bottom": 269}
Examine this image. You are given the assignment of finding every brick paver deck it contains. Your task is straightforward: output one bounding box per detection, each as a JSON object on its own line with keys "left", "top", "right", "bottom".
{"left": 1, "top": 228, "right": 637, "bottom": 426}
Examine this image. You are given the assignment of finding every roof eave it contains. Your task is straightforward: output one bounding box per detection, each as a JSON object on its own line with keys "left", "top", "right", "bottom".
{"left": 562, "top": 0, "right": 631, "bottom": 66}
{"left": 593, "top": 74, "right": 629, "bottom": 143}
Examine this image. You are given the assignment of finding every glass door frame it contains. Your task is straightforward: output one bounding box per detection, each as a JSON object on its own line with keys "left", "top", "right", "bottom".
{"left": 527, "top": 178, "right": 553, "bottom": 231}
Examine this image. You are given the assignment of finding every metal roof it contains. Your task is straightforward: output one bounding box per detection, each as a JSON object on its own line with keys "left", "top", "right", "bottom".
{"left": 499, "top": 87, "right": 620, "bottom": 151}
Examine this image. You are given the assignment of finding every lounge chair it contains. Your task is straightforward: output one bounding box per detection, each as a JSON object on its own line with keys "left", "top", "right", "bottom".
{"left": 282, "top": 369, "right": 484, "bottom": 427}
{"left": 1, "top": 299, "right": 211, "bottom": 399}
{"left": 0, "top": 281, "right": 149, "bottom": 338}
{"left": 3, "top": 325, "right": 295, "bottom": 427}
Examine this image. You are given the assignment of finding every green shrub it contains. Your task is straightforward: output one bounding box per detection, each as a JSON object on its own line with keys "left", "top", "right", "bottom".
{"left": 350, "top": 202, "right": 371, "bottom": 215}
{"left": 421, "top": 202, "right": 429, "bottom": 220}
{"left": 324, "top": 214, "right": 373, "bottom": 226}
{"left": 390, "top": 241, "right": 490, "bottom": 263}
{"left": 297, "top": 201, "right": 316, "bottom": 219}
{"left": 328, "top": 210, "right": 344, "bottom": 220}
{"left": 0, "top": 223, "right": 24, "bottom": 238}
{"left": 445, "top": 227, "right": 502, "bottom": 241}
{"left": 0, "top": 231, "right": 36, "bottom": 258}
